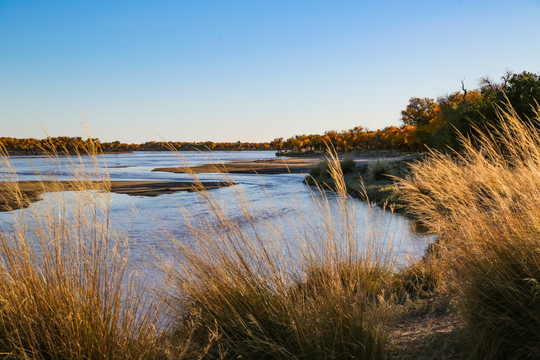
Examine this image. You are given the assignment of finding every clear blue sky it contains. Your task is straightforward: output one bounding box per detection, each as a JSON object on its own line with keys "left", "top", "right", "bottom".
{"left": 1, "top": 0, "right": 539, "bottom": 143}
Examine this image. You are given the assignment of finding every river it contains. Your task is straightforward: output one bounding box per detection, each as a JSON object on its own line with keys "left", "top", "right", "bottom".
{"left": 0, "top": 151, "right": 431, "bottom": 276}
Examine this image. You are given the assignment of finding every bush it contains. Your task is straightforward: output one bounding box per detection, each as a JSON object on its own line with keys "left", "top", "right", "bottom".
{"left": 368, "top": 161, "right": 392, "bottom": 181}
{"left": 339, "top": 158, "right": 356, "bottom": 173}
{"left": 306, "top": 158, "right": 356, "bottom": 186}
{"left": 307, "top": 160, "right": 328, "bottom": 180}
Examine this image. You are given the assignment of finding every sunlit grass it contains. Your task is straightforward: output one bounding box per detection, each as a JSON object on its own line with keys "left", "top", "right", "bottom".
{"left": 0, "top": 142, "right": 164, "bottom": 360}
{"left": 0, "top": 138, "right": 409, "bottom": 359}
{"left": 161, "top": 150, "right": 403, "bottom": 359}
{"left": 5, "top": 105, "right": 538, "bottom": 359}
{"left": 399, "top": 103, "right": 540, "bottom": 358}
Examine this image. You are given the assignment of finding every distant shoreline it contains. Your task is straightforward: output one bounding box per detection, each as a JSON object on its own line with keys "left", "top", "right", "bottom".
{"left": 4, "top": 149, "right": 277, "bottom": 156}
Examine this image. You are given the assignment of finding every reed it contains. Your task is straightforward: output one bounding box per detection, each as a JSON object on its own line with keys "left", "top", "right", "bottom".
{"left": 163, "top": 150, "right": 400, "bottom": 359}
{"left": 0, "top": 142, "right": 163, "bottom": 359}
{"left": 399, "top": 103, "right": 540, "bottom": 359}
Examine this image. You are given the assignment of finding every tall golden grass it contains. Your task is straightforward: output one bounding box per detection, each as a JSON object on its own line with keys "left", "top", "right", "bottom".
{"left": 4, "top": 103, "right": 539, "bottom": 359}
{"left": 399, "top": 104, "right": 540, "bottom": 359}
{"left": 162, "top": 150, "right": 404, "bottom": 359}
{"left": 0, "top": 142, "right": 163, "bottom": 359}
{"left": 0, "top": 139, "right": 406, "bottom": 359}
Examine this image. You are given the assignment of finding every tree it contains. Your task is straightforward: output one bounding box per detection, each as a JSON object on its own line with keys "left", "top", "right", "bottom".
{"left": 270, "top": 138, "right": 284, "bottom": 153}
{"left": 401, "top": 97, "right": 439, "bottom": 127}
{"left": 505, "top": 71, "right": 540, "bottom": 120}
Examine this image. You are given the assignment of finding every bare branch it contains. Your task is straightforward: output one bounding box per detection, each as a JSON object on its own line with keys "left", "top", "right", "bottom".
{"left": 461, "top": 80, "right": 468, "bottom": 101}
{"left": 501, "top": 70, "right": 513, "bottom": 89}
{"left": 479, "top": 76, "right": 496, "bottom": 91}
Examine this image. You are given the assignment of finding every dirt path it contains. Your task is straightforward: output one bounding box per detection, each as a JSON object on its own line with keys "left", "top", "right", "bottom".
{"left": 390, "top": 296, "right": 462, "bottom": 359}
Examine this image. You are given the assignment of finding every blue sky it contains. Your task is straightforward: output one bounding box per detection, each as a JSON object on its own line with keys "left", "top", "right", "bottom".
{"left": 1, "top": 0, "right": 539, "bottom": 142}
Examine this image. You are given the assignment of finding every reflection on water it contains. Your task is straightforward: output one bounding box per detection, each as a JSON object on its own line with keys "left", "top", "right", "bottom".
{"left": 0, "top": 151, "right": 432, "bottom": 275}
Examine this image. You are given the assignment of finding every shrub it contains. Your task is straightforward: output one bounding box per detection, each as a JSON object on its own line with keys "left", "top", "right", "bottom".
{"left": 339, "top": 158, "right": 356, "bottom": 173}
{"left": 368, "top": 160, "right": 392, "bottom": 181}
{"left": 306, "top": 158, "right": 356, "bottom": 187}
{"left": 307, "top": 160, "right": 328, "bottom": 180}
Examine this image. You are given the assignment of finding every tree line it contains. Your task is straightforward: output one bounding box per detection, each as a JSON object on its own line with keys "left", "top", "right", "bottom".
{"left": 0, "top": 137, "right": 272, "bottom": 154}
{"left": 276, "top": 70, "right": 540, "bottom": 153}
{"left": 3, "top": 71, "right": 539, "bottom": 155}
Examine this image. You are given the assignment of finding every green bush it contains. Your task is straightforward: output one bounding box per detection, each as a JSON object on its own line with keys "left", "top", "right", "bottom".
{"left": 307, "top": 158, "right": 356, "bottom": 185}
{"left": 368, "top": 161, "right": 392, "bottom": 181}
{"left": 339, "top": 158, "right": 356, "bottom": 173}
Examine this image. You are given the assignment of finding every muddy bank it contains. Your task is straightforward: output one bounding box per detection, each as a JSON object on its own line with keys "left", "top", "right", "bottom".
{"left": 152, "top": 158, "right": 323, "bottom": 175}
{"left": 0, "top": 180, "right": 234, "bottom": 211}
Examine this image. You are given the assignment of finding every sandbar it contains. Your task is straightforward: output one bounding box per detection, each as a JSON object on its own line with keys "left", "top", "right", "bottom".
{"left": 0, "top": 180, "right": 234, "bottom": 211}
{"left": 152, "top": 158, "right": 323, "bottom": 175}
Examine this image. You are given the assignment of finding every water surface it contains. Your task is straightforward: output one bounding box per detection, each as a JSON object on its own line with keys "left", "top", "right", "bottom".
{"left": 0, "top": 151, "right": 431, "bottom": 274}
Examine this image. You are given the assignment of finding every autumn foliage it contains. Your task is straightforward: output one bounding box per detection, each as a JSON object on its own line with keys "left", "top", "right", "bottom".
{"left": 0, "top": 136, "right": 272, "bottom": 155}
{"left": 3, "top": 71, "right": 539, "bottom": 156}
{"left": 278, "top": 71, "right": 540, "bottom": 154}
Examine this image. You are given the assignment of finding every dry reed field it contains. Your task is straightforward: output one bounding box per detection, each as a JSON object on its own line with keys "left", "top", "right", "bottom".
{"left": 0, "top": 104, "right": 538, "bottom": 359}
{"left": 0, "top": 142, "right": 164, "bottom": 359}
{"left": 399, "top": 104, "right": 540, "bottom": 359}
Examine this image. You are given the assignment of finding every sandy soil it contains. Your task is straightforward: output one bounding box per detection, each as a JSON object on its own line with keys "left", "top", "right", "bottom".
{"left": 0, "top": 180, "right": 234, "bottom": 211}
{"left": 152, "top": 158, "right": 324, "bottom": 175}
{"left": 390, "top": 295, "right": 462, "bottom": 359}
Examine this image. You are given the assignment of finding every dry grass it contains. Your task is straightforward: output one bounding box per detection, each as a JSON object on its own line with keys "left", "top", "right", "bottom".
{"left": 0, "top": 139, "right": 407, "bottom": 359}
{"left": 162, "top": 150, "right": 402, "bottom": 359}
{"left": 399, "top": 104, "right": 540, "bottom": 359}
{"left": 0, "top": 142, "right": 164, "bottom": 359}
{"left": 10, "top": 110, "right": 540, "bottom": 359}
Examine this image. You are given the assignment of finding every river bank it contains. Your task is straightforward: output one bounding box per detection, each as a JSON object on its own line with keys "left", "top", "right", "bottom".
{"left": 304, "top": 155, "right": 423, "bottom": 213}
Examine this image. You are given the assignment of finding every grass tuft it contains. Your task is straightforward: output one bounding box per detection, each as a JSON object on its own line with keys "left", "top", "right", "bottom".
{"left": 164, "top": 151, "right": 398, "bottom": 359}
{"left": 0, "top": 143, "right": 163, "bottom": 360}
